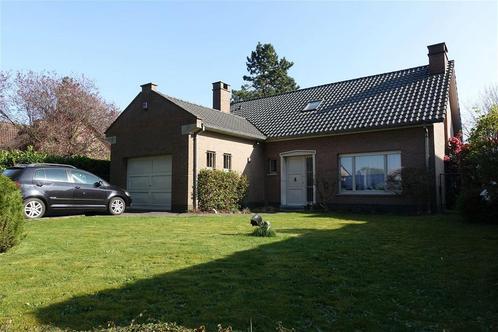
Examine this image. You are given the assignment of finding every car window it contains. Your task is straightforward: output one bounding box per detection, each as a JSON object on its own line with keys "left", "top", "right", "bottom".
{"left": 43, "top": 168, "right": 69, "bottom": 182}
{"left": 33, "top": 169, "right": 46, "bottom": 181}
{"left": 70, "top": 170, "right": 100, "bottom": 185}
{"left": 2, "top": 168, "right": 22, "bottom": 180}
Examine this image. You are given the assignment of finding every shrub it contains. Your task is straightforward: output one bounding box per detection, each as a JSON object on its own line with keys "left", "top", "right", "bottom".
{"left": 0, "top": 147, "right": 110, "bottom": 181}
{"left": 0, "top": 175, "right": 24, "bottom": 253}
{"left": 197, "top": 169, "right": 248, "bottom": 212}
{"left": 448, "top": 106, "right": 498, "bottom": 223}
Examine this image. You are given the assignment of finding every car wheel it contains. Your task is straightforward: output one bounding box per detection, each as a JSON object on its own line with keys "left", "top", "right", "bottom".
{"left": 24, "top": 198, "right": 46, "bottom": 219}
{"left": 108, "top": 197, "right": 125, "bottom": 215}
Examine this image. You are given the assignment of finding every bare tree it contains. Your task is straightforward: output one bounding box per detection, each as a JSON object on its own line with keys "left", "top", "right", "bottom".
{"left": 463, "top": 84, "right": 498, "bottom": 136}
{"left": 0, "top": 71, "right": 118, "bottom": 158}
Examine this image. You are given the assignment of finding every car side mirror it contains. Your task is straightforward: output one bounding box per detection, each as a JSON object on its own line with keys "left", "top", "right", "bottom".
{"left": 94, "top": 181, "right": 103, "bottom": 187}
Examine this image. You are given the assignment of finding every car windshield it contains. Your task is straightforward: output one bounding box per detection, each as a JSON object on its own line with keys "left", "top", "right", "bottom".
{"left": 2, "top": 168, "right": 22, "bottom": 180}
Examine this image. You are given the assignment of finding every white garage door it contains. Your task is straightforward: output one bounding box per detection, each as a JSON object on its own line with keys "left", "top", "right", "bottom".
{"left": 127, "top": 155, "right": 172, "bottom": 210}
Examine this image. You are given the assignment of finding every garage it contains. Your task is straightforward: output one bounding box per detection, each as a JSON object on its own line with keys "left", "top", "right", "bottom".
{"left": 126, "top": 155, "right": 172, "bottom": 210}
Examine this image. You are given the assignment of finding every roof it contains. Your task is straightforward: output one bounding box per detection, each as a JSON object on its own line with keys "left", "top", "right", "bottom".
{"left": 156, "top": 92, "right": 266, "bottom": 140}
{"left": 231, "top": 61, "right": 454, "bottom": 139}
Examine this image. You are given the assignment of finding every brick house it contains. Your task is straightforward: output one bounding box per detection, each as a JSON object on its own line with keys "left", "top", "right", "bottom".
{"left": 0, "top": 122, "right": 20, "bottom": 149}
{"left": 106, "top": 42, "right": 461, "bottom": 212}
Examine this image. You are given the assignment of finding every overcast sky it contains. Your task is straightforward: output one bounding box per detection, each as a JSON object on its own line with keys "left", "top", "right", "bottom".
{"left": 1, "top": 1, "right": 497, "bottom": 125}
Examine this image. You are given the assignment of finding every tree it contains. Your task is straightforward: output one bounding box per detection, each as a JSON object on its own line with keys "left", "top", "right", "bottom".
{"left": 0, "top": 71, "right": 118, "bottom": 158}
{"left": 232, "top": 43, "right": 299, "bottom": 102}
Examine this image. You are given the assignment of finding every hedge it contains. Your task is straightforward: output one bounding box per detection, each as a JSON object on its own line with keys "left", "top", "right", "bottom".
{"left": 197, "top": 169, "right": 248, "bottom": 212}
{"left": 0, "top": 174, "right": 24, "bottom": 252}
{"left": 0, "top": 147, "right": 110, "bottom": 181}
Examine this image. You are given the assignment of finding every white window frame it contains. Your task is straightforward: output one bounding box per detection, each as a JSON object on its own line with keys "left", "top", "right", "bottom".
{"left": 338, "top": 151, "right": 401, "bottom": 195}
{"left": 206, "top": 151, "right": 216, "bottom": 169}
{"left": 223, "top": 153, "right": 232, "bottom": 171}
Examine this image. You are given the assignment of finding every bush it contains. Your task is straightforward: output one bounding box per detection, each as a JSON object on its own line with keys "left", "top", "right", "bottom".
{"left": 0, "top": 147, "right": 110, "bottom": 181}
{"left": 448, "top": 106, "right": 498, "bottom": 223}
{"left": 0, "top": 175, "right": 24, "bottom": 253}
{"left": 197, "top": 169, "right": 248, "bottom": 212}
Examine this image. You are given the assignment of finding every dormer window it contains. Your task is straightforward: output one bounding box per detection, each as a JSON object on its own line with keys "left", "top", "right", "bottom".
{"left": 302, "top": 100, "right": 322, "bottom": 112}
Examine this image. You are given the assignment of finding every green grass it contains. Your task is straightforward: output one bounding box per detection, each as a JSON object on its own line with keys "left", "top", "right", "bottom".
{"left": 0, "top": 213, "right": 497, "bottom": 331}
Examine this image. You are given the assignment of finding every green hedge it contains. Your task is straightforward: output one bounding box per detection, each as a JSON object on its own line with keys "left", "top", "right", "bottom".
{"left": 197, "top": 169, "right": 248, "bottom": 212}
{"left": 0, "top": 175, "right": 24, "bottom": 252}
{"left": 0, "top": 147, "right": 110, "bottom": 181}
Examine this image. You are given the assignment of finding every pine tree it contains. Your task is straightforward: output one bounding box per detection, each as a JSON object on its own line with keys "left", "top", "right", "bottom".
{"left": 232, "top": 43, "right": 299, "bottom": 102}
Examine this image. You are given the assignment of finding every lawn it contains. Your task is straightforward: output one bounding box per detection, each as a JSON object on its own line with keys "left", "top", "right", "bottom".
{"left": 0, "top": 213, "right": 497, "bottom": 331}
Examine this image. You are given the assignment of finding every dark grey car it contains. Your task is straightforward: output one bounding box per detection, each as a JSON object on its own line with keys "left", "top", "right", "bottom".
{"left": 2, "top": 163, "right": 132, "bottom": 219}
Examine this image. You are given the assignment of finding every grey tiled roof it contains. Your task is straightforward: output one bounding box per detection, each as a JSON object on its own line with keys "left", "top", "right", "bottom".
{"left": 156, "top": 92, "right": 266, "bottom": 140}
{"left": 231, "top": 61, "right": 454, "bottom": 139}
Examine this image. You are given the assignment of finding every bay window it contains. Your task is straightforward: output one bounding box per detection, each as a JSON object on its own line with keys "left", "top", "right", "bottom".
{"left": 339, "top": 152, "right": 401, "bottom": 193}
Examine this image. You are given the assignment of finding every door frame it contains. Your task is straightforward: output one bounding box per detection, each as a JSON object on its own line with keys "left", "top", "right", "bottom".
{"left": 279, "top": 150, "right": 316, "bottom": 207}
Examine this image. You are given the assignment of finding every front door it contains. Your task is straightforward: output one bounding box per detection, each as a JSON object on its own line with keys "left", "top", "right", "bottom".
{"left": 286, "top": 156, "right": 307, "bottom": 206}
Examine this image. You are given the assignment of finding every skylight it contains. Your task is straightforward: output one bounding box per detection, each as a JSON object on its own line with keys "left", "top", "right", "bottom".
{"left": 302, "top": 100, "right": 322, "bottom": 112}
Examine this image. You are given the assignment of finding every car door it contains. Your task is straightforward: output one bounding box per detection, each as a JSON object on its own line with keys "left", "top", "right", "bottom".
{"left": 69, "top": 169, "right": 108, "bottom": 208}
{"left": 33, "top": 168, "right": 74, "bottom": 208}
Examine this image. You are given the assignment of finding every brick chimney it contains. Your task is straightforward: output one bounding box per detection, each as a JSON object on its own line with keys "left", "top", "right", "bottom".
{"left": 212, "top": 81, "right": 231, "bottom": 113}
{"left": 427, "top": 42, "right": 448, "bottom": 75}
{"left": 141, "top": 82, "right": 157, "bottom": 92}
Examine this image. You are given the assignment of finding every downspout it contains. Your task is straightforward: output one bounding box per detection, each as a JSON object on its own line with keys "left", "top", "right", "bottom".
{"left": 424, "top": 126, "right": 430, "bottom": 170}
{"left": 424, "top": 126, "right": 432, "bottom": 213}
{"left": 191, "top": 125, "right": 204, "bottom": 211}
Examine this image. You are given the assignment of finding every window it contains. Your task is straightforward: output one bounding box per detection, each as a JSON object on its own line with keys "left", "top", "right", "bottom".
{"left": 268, "top": 159, "right": 277, "bottom": 174}
{"left": 206, "top": 151, "right": 216, "bottom": 169}
{"left": 306, "top": 156, "right": 314, "bottom": 202}
{"left": 302, "top": 100, "right": 322, "bottom": 112}
{"left": 223, "top": 153, "right": 232, "bottom": 170}
{"left": 2, "top": 168, "right": 22, "bottom": 180}
{"left": 339, "top": 152, "right": 401, "bottom": 194}
{"left": 70, "top": 170, "right": 100, "bottom": 185}
{"left": 36, "top": 168, "right": 68, "bottom": 182}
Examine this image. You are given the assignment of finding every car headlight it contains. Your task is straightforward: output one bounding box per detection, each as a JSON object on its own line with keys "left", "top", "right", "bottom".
{"left": 124, "top": 191, "right": 131, "bottom": 197}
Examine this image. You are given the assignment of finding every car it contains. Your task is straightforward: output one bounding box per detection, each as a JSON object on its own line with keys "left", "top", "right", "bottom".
{"left": 2, "top": 163, "right": 132, "bottom": 219}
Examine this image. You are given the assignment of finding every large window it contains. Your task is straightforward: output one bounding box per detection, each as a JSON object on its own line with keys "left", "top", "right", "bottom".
{"left": 339, "top": 152, "right": 401, "bottom": 194}
{"left": 206, "top": 151, "right": 216, "bottom": 169}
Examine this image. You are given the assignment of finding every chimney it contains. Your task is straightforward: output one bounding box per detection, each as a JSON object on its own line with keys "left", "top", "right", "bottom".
{"left": 212, "top": 81, "right": 231, "bottom": 113}
{"left": 141, "top": 82, "right": 157, "bottom": 92}
{"left": 427, "top": 42, "right": 448, "bottom": 75}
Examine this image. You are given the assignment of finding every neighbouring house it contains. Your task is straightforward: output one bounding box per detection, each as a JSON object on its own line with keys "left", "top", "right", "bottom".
{"left": 0, "top": 120, "right": 111, "bottom": 160}
{"left": 106, "top": 42, "right": 461, "bottom": 212}
{"left": 0, "top": 122, "right": 20, "bottom": 149}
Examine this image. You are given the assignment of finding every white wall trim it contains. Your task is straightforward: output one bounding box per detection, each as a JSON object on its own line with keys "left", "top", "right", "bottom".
{"left": 279, "top": 150, "right": 316, "bottom": 206}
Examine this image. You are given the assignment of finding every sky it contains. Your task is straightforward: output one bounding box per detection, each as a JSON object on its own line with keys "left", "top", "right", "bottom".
{"left": 1, "top": 1, "right": 497, "bottom": 125}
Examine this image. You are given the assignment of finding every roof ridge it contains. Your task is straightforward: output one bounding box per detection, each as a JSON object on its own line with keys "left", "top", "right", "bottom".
{"left": 231, "top": 63, "right": 442, "bottom": 105}
{"left": 156, "top": 91, "right": 249, "bottom": 121}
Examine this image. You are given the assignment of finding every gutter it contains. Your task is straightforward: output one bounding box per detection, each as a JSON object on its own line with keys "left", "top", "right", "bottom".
{"left": 191, "top": 123, "right": 204, "bottom": 212}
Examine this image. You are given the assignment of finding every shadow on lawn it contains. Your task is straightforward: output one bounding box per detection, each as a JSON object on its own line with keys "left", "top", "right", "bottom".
{"left": 34, "top": 215, "right": 490, "bottom": 331}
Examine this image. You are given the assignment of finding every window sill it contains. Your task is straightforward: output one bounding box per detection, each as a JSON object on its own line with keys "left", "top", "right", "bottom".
{"left": 336, "top": 191, "right": 397, "bottom": 196}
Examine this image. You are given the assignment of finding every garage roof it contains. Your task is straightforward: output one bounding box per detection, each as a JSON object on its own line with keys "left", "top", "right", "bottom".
{"left": 156, "top": 92, "right": 266, "bottom": 141}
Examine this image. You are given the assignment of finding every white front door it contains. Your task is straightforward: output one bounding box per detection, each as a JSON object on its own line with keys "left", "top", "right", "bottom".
{"left": 286, "top": 156, "right": 307, "bottom": 206}
{"left": 127, "top": 155, "right": 172, "bottom": 210}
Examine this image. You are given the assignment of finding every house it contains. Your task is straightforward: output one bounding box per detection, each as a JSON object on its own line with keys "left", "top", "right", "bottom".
{"left": 105, "top": 42, "right": 461, "bottom": 212}
{"left": 0, "top": 122, "right": 20, "bottom": 149}
{"left": 0, "top": 120, "right": 111, "bottom": 160}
